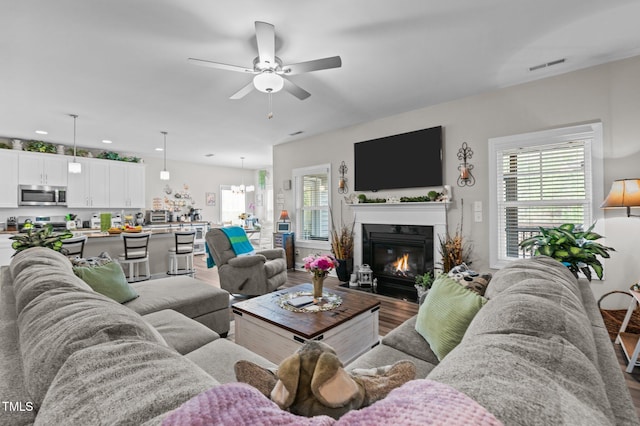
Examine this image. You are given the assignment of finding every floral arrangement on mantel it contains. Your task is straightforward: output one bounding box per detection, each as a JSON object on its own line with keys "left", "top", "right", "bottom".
{"left": 349, "top": 190, "right": 447, "bottom": 204}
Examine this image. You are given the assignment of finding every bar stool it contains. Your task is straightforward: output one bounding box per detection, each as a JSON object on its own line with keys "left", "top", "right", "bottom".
{"left": 167, "top": 230, "right": 196, "bottom": 276}
{"left": 61, "top": 235, "right": 87, "bottom": 259}
{"left": 118, "top": 232, "right": 151, "bottom": 282}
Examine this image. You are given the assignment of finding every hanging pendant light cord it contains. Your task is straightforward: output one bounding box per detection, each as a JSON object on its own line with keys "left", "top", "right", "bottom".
{"left": 162, "top": 131, "right": 167, "bottom": 171}
{"left": 70, "top": 114, "right": 78, "bottom": 161}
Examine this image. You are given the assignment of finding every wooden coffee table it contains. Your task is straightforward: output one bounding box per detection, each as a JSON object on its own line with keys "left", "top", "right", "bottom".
{"left": 232, "top": 283, "right": 380, "bottom": 365}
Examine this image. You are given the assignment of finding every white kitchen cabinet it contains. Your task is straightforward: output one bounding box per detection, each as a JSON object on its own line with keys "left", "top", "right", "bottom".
{"left": 66, "top": 158, "right": 110, "bottom": 208}
{"left": 108, "top": 162, "right": 145, "bottom": 208}
{"left": 0, "top": 150, "right": 19, "bottom": 207}
{"left": 18, "top": 152, "right": 68, "bottom": 186}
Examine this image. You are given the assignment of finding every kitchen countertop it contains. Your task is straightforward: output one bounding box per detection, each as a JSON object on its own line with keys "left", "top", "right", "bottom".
{"left": 0, "top": 222, "right": 211, "bottom": 237}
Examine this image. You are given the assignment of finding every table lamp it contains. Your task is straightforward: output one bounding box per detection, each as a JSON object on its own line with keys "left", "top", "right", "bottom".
{"left": 601, "top": 178, "right": 640, "bottom": 217}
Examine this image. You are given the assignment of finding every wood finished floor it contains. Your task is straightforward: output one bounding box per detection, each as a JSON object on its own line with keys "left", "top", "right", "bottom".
{"left": 193, "top": 255, "right": 640, "bottom": 418}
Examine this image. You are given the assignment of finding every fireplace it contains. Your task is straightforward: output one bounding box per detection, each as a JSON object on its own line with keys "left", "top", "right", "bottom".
{"left": 362, "top": 224, "right": 433, "bottom": 300}
{"left": 351, "top": 201, "right": 448, "bottom": 302}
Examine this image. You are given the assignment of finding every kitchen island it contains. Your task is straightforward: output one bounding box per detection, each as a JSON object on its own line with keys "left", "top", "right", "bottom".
{"left": 76, "top": 222, "right": 210, "bottom": 278}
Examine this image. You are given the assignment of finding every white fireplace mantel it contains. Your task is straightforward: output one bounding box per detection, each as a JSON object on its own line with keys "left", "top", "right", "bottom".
{"left": 349, "top": 202, "right": 448, "bottom": 269}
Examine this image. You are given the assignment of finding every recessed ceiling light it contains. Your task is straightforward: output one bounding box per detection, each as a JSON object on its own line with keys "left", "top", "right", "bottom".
{"left": 35, "top": 130, "right": 48, "bottom": 135}
{"left": 205, "top": 153, "right": 215, "bottom": 157}
{"left": 102, "top": 139, "right": 112, "bottom": 144}
{"left": 155, "top": 147, "right": 164, "bottom": 151}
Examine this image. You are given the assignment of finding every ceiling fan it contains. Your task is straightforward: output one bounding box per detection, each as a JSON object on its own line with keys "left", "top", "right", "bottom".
{"left": 188, "top": 21, "right": 342, "bottom": 102}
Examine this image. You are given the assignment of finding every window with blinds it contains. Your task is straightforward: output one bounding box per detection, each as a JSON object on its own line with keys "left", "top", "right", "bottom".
{"left": 489, "top": 123, "right": 603, "bottom": 268}
{"left": 498, "top": 141, "right": 591, "bottom": 259}
{"left": 293, "top": 164, "right": 332, "bottom": 246}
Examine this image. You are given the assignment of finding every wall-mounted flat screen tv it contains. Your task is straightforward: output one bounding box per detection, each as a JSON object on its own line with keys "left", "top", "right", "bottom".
{"left": 354, "top": 125, "right": 442, "bottom": 191}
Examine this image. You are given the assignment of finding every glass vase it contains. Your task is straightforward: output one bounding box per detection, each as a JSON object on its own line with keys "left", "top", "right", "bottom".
{"left": 312, "top": 275, "right": 325, "bottom": 300}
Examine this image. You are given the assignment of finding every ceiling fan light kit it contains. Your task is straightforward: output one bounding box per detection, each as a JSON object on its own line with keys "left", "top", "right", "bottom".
{"left": 253, "top": 71, "right": 284, "bottom": 93}
{"left": 188, "top": 20, "right": 341, "bottom": 118}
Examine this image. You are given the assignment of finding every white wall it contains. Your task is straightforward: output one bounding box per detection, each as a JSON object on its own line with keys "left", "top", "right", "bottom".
{"left": 273, "top": 55, "right": 640, "bottom": 308}
{"left": 142, "top": 157, "right": 256, "bottom": 225}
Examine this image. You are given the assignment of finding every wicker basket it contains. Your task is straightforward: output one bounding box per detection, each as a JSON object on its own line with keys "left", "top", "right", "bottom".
{"left": 598, "top": 290, "right": 640, "bottom": 341}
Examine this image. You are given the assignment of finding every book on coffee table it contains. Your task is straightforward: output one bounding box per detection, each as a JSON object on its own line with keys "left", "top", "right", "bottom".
{"left": 287, "top": 295, "right": 315, "bottom": 308}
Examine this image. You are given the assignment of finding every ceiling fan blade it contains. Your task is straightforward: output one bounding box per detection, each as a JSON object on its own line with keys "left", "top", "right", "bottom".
{"left": 283, "top": 78, "right": 311, "bottom": 100}
{"left": 255, "top": 21, "right": 276, "bottom": 66}
{"left": 188, "top": 57, "right": 254, "bottom": 73}
{"left": 282, "top": 56, "right": 342, "bottom": 75}
{"left": 229, "top": 81, "right": 255, "bottom": 100}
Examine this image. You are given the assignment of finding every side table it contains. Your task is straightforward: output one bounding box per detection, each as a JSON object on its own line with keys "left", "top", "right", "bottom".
{"left": 617, "top": 289, "right": 640, "bottom": 373}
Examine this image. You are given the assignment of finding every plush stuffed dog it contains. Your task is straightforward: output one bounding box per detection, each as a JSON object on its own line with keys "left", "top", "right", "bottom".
{"left": 235, "top": 341, "right": 415, "bottom": 419}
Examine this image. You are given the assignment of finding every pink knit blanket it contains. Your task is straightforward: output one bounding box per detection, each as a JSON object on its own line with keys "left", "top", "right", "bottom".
{"left": 162, "top": 379, "right": 503, "bottom": 425}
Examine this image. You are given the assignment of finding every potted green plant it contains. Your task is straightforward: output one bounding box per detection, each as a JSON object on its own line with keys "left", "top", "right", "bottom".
{"left": 518, "top": 223, "right": 614, "bottom": 281}
{"left": 415, "top": 270, "right": 434, "bottom": 299}
{"left": 9, "top": 225, "right": 73, "bottom": 256}
{"left": 24, "top": 140, "right": 57, "bottom": 153}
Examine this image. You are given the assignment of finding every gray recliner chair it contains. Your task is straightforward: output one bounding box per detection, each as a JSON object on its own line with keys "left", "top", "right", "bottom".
{"left": 205, "top": 228, "right": 287, "bottom": 296}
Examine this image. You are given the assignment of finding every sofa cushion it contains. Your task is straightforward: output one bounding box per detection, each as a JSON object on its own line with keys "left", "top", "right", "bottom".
{"left": 35, "top": 340, "right": 219, "bottom": 426}
{"left": 143, "top": 309, "right": 220, "bottom": 355}
{"left": 381, "top": 316, "right": 439, "bottom": 365}
{"left": 186, "top": 338, "right": 277, "bottom": 384}
{"left": 10, "top": 247, "right": 94, "bottom": 313}
{"left": 346, "top": 343, "right": 436, "bottom": 380}
{"left": 485, "top": 255, "right": 578, "bottom": 300}
{"left": 0, "top": 267, "right": 36, "bottom": 426}
{"left": 415, "top": 275, "right": 486, "bottom": 361}
{"left": 427, "top": 333, "right": 615, "bottom": 425}
{"left": 468, "top": 280, "right": 598, "bottom": 364}
{"left": 125, "top": 276, "right": 229, "bottom": 318}
{"left": 18, "top": 288, "right": 166, "bottom": 408}
{"left": 73, "top": 261, "right": 139, "bottom": 303}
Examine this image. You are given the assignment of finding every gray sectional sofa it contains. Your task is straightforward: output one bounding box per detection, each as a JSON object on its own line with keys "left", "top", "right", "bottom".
{"left": 0, "top": 248, "right": 637, "bottom": 425}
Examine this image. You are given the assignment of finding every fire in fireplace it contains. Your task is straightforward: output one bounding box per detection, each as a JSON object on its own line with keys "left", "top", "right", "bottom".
{"left": 362, "top": 224, "right": 434, "bottom": 301}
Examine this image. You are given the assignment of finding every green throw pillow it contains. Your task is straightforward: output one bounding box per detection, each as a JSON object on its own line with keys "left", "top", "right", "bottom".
{"left": 415, "top": 275, "right": 487, "bottom": 361}
{"left": 74, "top": 262, "right": 139, "bottom": 304}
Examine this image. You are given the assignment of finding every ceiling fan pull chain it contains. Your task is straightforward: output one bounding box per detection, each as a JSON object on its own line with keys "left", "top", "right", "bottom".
{"left": 267, "top": 90, "right": 274, "bottom": 119}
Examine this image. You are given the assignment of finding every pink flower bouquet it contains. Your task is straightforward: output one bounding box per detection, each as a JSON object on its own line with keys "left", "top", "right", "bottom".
{"left": 302, "top": 254, "right": 338, "bottom": 278}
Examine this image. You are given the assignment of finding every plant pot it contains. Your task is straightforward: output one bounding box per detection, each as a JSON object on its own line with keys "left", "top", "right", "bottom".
{"left": 415, "top": 285, "right": 429, "bottom": 300}
{"left": 335, "top": 258, "right": 353, "bottom": 283}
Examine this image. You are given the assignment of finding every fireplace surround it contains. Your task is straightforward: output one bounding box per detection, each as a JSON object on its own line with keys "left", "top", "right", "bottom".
{"left": 362, "top": 224, "right": 434, "bottom": 300}
{"left": 351, "top": 202, "right": 448, "bottom": 301}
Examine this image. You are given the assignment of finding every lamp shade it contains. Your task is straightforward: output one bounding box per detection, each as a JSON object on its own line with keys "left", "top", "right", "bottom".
{"left": 601, "top": 178, "right": 640, "bottom": 216}
{"left": 278, "top": 210, "right": 290, "bottom": 222}
{"left": 68, "top": 161, "right": 82, "bottom": 174}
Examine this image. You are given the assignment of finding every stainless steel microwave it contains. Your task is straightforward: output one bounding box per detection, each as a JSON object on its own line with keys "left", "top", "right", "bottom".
{"left": 18, "top": 185, "right": 67, "bottom": 206}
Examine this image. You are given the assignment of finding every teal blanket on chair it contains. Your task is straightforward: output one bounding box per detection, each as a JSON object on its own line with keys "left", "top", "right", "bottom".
{"left": 206, "top": 226, "right": 256, "bottom": 268}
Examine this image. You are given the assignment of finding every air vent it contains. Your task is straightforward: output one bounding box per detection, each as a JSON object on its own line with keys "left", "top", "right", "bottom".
{"left": 529, "top": 58, "right": 566, "bottom": 72}
{"left": 204, "top": 153, "right": 215, "bottom": 157}
{"left": 288, "top": 130, "right": 304, "bottom": 136}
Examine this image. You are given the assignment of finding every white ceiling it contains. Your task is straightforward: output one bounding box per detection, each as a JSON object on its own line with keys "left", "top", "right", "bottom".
{"left": 2, "top": 0, "right": 640, "bottom": 170}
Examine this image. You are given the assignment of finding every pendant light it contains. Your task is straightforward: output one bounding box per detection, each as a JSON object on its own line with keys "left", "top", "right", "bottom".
{"left": 231, "top": 157, "right": 255, "bottom": 193}
{"left": 67, "top": 114, "right": 82, "bottom": 174}
{"left": 160, "top": 131, "right": 170, "bottom": 180}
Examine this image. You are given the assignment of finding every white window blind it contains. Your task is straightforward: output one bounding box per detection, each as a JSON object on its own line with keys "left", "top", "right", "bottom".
{"left": 301, "top": 173, "right": 329, "bottom": 241}
{"left": 489, "top": 123, "right": 603, "bottom": 268}
{"left": 293, "top": 164, "right": 332, "bottom": 248}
